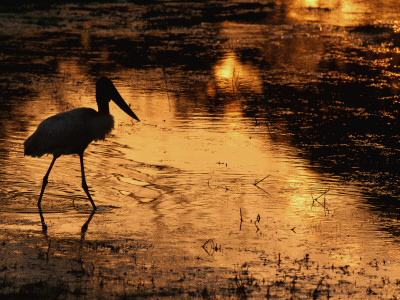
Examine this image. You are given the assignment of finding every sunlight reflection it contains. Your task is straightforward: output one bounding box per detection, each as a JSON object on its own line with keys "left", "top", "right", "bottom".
{"left": 22, "top": 55, "right": 393, "bottom": 275}
{"left": 287, "top": 0, "right": 376, "bottom": 26}
{"left": 211, "top": 50, "right": 263, "bottom": 95}
{"left": 4, "top": 1, "right": 400, "bottom": 296}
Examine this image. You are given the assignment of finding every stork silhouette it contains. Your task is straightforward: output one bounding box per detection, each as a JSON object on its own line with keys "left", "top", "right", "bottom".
{"left": 24, "top": 77, "right": 140, "bottom": 210}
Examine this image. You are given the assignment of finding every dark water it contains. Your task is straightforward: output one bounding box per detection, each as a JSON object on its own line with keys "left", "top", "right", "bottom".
{"left": 1, "top": 0, "right": 400, "bottom": 298}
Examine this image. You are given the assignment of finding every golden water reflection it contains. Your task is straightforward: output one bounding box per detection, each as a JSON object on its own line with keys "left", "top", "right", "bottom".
{"left": 211, "top": 50, "right": 263, "bottom": 95}
{"left": 13, "top": 56, "right": 399, "bottom": 285}
{"left": 285, "top": 0, "right": 400, "bottom": 26}
{"left": 2, "top": 1, "right": 400, "bottom": 296}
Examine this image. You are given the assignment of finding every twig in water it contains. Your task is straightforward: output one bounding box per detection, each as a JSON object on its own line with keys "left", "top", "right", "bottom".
{"left": 202, "top": 239, "right": 221, "bottom": 255}
{"left": 312, "top": 277, "right": 324, "bottom": 300}
{"left": 253, "top": 175, "right": 270, "bottom": 194}
{"left": 239, "top": 208, "right": 243, "bottom": 230}
{"left": 254, "top": 222, "right": 259, "bottom": 232}
{"left": 255, "top": 214, "right": 261, "bottom": 232}
{"left": 311, "top": 187, "right": 330, "bottom": 213}
{"left": 254, "top": 175, "right": 270, "bottom": 186}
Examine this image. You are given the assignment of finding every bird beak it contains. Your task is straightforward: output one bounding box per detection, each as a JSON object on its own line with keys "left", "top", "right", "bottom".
{"left": 111, "top": 88, "right": 140, "bottom": 122}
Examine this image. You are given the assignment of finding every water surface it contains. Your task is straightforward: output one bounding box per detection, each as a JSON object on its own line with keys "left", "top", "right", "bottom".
{"left": 1, "top": 0, "right": 400, "bottom": 298}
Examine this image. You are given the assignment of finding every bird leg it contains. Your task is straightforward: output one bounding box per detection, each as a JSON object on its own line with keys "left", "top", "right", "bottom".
{"left": 79, "top": 153, "right": 97, "bottom": 210}
{"left": 38, "top": 155, "right": 57, "bottom": 208}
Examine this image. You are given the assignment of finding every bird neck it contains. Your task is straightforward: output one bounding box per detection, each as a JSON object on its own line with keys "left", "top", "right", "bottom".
{"left": 96, "top": 97, "right": 110, "bottom": 115}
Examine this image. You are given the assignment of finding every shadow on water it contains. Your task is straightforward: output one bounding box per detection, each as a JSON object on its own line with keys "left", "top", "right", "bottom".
{"left": 1, "top": 0, "right": 400, "bottom": 298}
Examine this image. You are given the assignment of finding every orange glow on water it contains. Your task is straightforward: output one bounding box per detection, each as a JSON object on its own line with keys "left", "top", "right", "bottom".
{"left": 212, "top": 50, "right": 263, "bottom": 95}
{"left": 3, "top": 1, "right": 400, "bottom": 297}
{"left": 286, "top": 0, "right": 399, "bottom": 26}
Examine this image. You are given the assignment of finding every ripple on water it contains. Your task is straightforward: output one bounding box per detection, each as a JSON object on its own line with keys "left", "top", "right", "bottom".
{"left": 1, "top": 1, "right": 400, "bottom": 297}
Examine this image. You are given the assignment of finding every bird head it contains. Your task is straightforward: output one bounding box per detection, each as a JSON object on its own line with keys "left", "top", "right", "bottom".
{"left": 96, "top": 77, "right": 140, "bottom": 121}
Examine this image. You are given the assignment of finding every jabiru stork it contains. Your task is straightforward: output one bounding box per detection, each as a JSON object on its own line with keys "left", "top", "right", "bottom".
{"left": 24, "top": 77, "right": 140, "bottom": 211}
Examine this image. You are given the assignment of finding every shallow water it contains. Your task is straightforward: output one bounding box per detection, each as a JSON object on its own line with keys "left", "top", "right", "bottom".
{"left": 1, "top": 0, "right": 400, "bottom": 298}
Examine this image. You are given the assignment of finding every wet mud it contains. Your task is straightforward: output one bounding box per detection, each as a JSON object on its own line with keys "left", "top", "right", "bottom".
{"left": 1, "top": 0, "right": 400, "bottom": 298}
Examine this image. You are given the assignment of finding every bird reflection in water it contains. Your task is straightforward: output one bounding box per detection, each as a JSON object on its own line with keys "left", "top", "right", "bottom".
{"left": 38, "top": 206, "right": 47, "bottom": 233}
{"left": 38, "top": 207, "right": 96, "bottom": 241}
{"left": 80, "top": 210, "right": 96, "bottom": 240}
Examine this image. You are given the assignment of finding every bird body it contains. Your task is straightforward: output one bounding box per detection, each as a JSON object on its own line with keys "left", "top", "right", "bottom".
{"left": 24, "top": 108, "right": 114, "bottom": 157}
{"left": 24, "top": 77, "right": 140, "bottom": 211}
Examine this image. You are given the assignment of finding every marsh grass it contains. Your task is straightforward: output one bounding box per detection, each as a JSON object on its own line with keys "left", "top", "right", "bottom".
{"left": 1, "top": 246, "right": 399, "bottom": 299}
